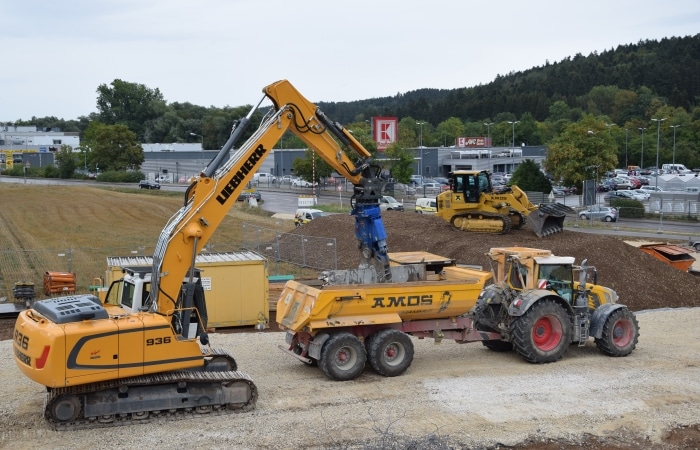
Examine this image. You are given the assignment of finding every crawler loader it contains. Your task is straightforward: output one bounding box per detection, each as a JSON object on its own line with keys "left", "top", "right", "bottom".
{"left": 435, "top": 170, "right": 572, "bottom": 236}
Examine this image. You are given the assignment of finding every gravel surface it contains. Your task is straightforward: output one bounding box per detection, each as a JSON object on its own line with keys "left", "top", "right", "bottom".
{"left": 1, "top": 212, "right": 699, "bottom": 449}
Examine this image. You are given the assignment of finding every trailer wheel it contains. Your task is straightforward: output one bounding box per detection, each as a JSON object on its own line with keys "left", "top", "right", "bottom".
{"left": 319, "top": 332, "right": 366, "bottom": 381}
{"left": 595, "top": 308, "right": 639, "bottom": 357}
{"left": 510, "top": 299, "right": 571, "bottom": 363}
{"left": 367, "top": 329, "right": 414, "bottom": 377}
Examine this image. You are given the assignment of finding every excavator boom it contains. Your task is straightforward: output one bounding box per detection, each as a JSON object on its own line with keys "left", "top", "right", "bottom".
{"left": 13, "top": 80, "right": 391, "bottom": 429}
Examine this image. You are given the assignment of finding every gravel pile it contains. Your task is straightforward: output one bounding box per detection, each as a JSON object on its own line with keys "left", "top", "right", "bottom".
{"left": 296, "top": 211, "right": 700, "bottom": 311}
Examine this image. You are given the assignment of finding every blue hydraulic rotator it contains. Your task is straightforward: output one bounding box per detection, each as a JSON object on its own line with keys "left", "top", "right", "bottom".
{"left": 352, "top": 204, "right": 391, "bottom": 282}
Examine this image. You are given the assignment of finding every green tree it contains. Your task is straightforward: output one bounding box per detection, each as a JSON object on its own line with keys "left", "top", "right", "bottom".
{"left": 544, "top": 114, "right": 617, "bottom": 188}
{"left": 383, "top": 143, "right": 414, "bottom": 183}
{"left": 509, "top": 159, "right": 552, "bottom": 192}
{"left": 54, "top": 144, "right": 78, "bottom": 179}
{"left": 435, "top": 117, "right": 465, "bottom": 147}
{"left": 292, "top": 149, "right": 333, "bottom": 182}
{"left": 83, "top": 122, "right": 144, "bottom": 171}
{"left": 96, "top": 79, "right": 167, "bottom": 141}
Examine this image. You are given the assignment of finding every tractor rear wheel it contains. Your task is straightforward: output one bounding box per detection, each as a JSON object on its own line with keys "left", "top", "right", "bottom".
{"left": 510, "top": 299, "right": 571, "bottom": 363}
{"left": 319, "top": 332, "right": 366, "bottom": 381}
{"left": 595, "top": 308, "right": 640, "bottom": 356}
{"left": 366, "top": 329, "right": 414, "bottom": 377}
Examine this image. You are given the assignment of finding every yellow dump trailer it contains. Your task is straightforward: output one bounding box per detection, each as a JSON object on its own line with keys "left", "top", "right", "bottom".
{"left": 105, "top": 251, "right": 269, "bottom": 328}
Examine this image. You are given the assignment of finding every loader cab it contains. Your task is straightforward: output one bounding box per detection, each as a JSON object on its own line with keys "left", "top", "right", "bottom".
{"left": 452, "top": 170, "right": 492, "bottom": 203}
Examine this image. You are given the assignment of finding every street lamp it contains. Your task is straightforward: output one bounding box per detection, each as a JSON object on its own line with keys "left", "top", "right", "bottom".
{"left": 638, "top": 127, "right": 646, "bottom": 168}
{"left": 651, "top": 117, "right": 666, "bottom": 190}
{"left": 483, "top": 122, "right": 494, "bottom": 143}
{"left": 416, "top": 122, "right": 426, "bottom": 147}
{"left": 605, "top": 123, "right": 616, "bottom": 138}
{"left": 507, "top": 121, "right": 519, "bottom": 149}
{"left": 624, "top": 128, "right": 629, "bottom": 169}
{"left": 189, "top": 132, "right": 204, "bottom": 149}
{"left": 587, "top": 130, "right": 600, "bottom": 206}
{"left": 670, "top": 125, "right": 680, "bottom": 166}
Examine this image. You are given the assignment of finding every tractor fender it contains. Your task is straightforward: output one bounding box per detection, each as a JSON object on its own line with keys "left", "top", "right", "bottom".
{"left": 308, "top": 332, "right": 331, "bottom": 360}
{"left": 589, "top": 303, "right": 627, "bottom": 339}
{"left": 507, "top": 289, "right": 572, "bottom": 317}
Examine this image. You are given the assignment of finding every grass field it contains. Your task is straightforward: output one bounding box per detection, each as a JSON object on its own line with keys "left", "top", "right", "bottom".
{"left": 0, "top": 184, "right": 298, "bottom": 301}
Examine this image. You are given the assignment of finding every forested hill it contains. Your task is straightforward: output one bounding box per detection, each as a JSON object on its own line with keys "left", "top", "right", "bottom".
{"left": 318, "top": 34, "right": 699, "bottom": 124}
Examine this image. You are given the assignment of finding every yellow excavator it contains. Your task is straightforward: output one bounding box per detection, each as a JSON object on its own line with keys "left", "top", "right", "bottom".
{"left": 12, "top": 80, "right": 392, "bottom": 429}
{"left": 435, "top": 170, "right": 572, "bottom": 237}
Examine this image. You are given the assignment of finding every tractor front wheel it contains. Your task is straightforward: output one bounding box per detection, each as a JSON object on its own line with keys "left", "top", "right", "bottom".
{"left": 595, "top": 308, "right": 640, "bottom": 357}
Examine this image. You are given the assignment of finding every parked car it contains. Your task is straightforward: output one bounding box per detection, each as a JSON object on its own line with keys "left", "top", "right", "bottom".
{"left": 139, "top": 180, "right": 160, "bottom": 189}
{"left": 253, "top": 172, "right": 277, "bottom": 183}
{"left": 294, "top": 208, "right": 328, "bottom": 227}
{"left": 579, "top": 206, "right": 618, "bottom": 222}
{"left": 690, "top": 239, "right": 700, "bottom": 252}
{"left": 415, "top": 198, "right": 437, "bottom": 214}
{"left": 629, "top": 190, "right": 650, "bottom": 201}
{"left": 639, "top": 186, "right": 664, "bottom": 193}
{"left": 609, "top": 190, "right": 648, "bottom": 201}
{"left": 379, "top": 196, "right": 404, "bottom": 211}
{"left": 612, "top": 177, "right": 633, "bottom": 190}
{"left": 418, "top": 182, "right": 443, "bottom": 194}
{"left": 384, "top": 183, "right": 416, "bottom": 196}
{"left": 598, "top": 180, "right": 615, "bottom": 192}
{"left": 237, "top": 189, "right": 262, "bottom": 202}
{"left": 292, "top": 178, "right": 317, "bottom": 188}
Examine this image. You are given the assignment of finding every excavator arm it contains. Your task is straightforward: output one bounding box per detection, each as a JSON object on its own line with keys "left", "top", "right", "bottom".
{"left": 151, "top": 80, "right": 390, "bottom": 316}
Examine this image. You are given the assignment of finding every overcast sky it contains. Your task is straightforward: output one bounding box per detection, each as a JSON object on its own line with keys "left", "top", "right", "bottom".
{"left": 2, "top": 0, "right": 699, "bottom": 122}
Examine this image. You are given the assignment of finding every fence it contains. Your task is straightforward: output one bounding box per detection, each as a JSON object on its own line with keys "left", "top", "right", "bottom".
{"left": 240, "top": 222, "right": 338, "bottom": 272}
{"left": 0, "top": 246, "right": 145, "bottom": 302}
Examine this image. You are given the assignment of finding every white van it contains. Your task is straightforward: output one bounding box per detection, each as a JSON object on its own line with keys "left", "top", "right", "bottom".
{"left": 662, "top": 164, "right": 692, "bottom": 174}
{"left": 253, "top": 172, "right": 277, "bottom": 183}
{"left": 294, "top": 208, "right": 328, "bottom": 227}
{"left": 415, "top": 197, "right": 437, "bottom": 214}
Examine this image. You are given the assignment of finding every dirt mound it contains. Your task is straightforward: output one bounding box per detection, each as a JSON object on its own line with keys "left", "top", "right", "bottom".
{"left": 296, "top": 211, "right": 700, "bottom": 312}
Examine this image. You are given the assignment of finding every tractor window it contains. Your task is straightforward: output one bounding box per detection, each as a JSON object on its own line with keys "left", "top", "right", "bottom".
{"left": 509, "top": 264, "right": 527, "bottom": 289}
{"left": 538, "top": 264, "right": 573, "bottom": 302}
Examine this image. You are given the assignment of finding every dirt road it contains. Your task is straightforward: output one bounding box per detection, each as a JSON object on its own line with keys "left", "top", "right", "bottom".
{"left": 1, "top": 307, "right": 699, "bottom": 449}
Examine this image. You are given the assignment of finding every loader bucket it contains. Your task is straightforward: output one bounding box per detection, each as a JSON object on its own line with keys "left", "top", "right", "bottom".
{"left": 529, "top": 203, "right": 574, "bottom": 237}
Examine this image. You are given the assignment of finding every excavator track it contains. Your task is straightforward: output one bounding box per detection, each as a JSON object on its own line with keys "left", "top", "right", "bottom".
{"left": 450, "top": 211, "right": 512, "bottom": 234}
{"left": 44, "top": 349, "right": 257, "bottom": 430}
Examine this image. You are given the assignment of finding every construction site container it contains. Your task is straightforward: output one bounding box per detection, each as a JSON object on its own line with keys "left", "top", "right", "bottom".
{"left": 639, "top": 244, "right": 696, "bottom": 272}
{"left": 105, "top": 251, "right": 269, "bottom": 328}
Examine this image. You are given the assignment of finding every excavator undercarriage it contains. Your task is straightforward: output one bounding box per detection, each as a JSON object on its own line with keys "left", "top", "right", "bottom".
{"left": 44, "top": 349, "right": 257, "bottom": 430}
